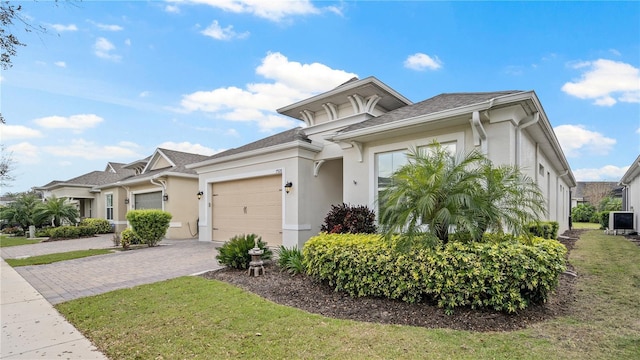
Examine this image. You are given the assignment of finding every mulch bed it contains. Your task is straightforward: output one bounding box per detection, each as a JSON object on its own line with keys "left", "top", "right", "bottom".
{"left": 201, "top": 230, "right": 583, "bottom": 332}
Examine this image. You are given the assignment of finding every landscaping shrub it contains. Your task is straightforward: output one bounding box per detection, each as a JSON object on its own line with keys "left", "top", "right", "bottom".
{"left": 527, "top": 221, "right": 559, "bottom": 239}
{"left": 2, "top": 226, "right": 24, "bottom": 237}
{"left": 594, "top": 211, "right": 609, "bottom": 230}
{"left": 48, "top": 226, "right": 96, "bottom": 240}
{"left": 125, "top": 210, "right": 172, "bottom": 247}
{"left": 80, "top": 218, "right": 113, "bottom": 234}
{"left": 320, "top": 203, "right": 377, "bottom": 234}
{"left": 571, "top": 203, "right": 596, "bottom": 223}
{"left": 303, "top": 233, "right": 567, "bottom": 314}
{"left": 35, "top": 228, "right": 51, "bottom": 238}
{"left": 277, "top": 246, "right": 305, "bottom": 275}
{"left": 216, "top": 234, "right": 272, "bottom": 269}
{"left": 120, "top": 228, "right": 142, "bottom": 249}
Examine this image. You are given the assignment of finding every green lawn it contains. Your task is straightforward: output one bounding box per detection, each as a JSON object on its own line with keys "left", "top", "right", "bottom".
{"left": 57, "top": 230, "right": 640, "bottom": 360}
{"left": 5, "top": 249, "right": 114, "bottom": 266}
{"left": 572, "top": 222, "right": 601, "bottom": 230}
{"left": 0, "top": 235, "right": 41, "bottom": 247}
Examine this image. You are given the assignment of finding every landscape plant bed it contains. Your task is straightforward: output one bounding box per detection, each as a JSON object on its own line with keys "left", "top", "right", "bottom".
{"left": 202, "top": 230, "right": 582, "bottom": 332}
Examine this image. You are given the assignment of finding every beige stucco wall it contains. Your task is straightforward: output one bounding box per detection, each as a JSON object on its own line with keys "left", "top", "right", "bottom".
{"left": 196, "top": 146, "right": 321, "bottom": 248}
{"left": 164, "top": 176, "right": 199, "bottom": 239}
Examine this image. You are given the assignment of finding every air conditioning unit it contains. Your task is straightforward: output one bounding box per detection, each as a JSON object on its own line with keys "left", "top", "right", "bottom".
{"left": 608, "top": 211, "right": 635, "bottom": 234}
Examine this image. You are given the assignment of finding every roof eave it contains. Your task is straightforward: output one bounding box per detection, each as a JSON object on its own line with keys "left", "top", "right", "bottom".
{"left": 188, "top": 140, "right": 323, "bottom": 169}
{"left": 276, "top": 76, "right": 413, "bottom": 115}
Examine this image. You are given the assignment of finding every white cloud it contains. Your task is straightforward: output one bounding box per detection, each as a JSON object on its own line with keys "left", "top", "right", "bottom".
{"left": 0, "top": 124, "right": 44, "bottom": 140}
{"left": 139, "top": 91, "right": 150, "bottom": 98}
{"left": 157, "top": 141, "right": 221, "bottom": 156}
{"left": 94, "top": 37, "right": 122, "bottom": 61}
{"left": 49, "top": 23, "right": 78, "bottom": 32}
{"left": 201, "top": 20, "right": 249, "bottom": 40}
{"left": 34, "top": 114, "right": 104, "bottom": 133}
{"left": 125, "top": 39, "right": 132, "bottom": 46}
{"left": 8, "top": 142, "right": 40, "bottom": 164}
{"left": 165, "top": 5, "right": 180, "bottom": 13}
{"left": 59, "top": 161, "right": 73, "bottom": 167}
{"left": 171, "top": 0, "right": 320, "bottom": 22}
{"left": 54, "top": 61, "right": 66, "bottom": 68}
{"left": 573, "top": 165, "right": 630, "bottom": 181}
{"left": 554, "top": 124, "right": 616, "bottom": 158}
{"left": 636, "top": 128, "right": 640, "bottom": 134}
{"left": 179, "top": 52, "right": 357, "bottom": 132}
{"left": 404, "top": 53, "right": 443, "bottom": 71}
{"left": 561, "top": 59, "right": 640, "bottom": 106}
{"left": 89, "top": 21, "right": 124, "bottom": 31}
{"left": 44, "top": 139, "right": 142, "bottom": 160}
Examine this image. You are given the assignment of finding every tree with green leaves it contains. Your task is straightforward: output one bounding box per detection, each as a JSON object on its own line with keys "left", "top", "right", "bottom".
{"left": 379, "top": 142, "right": 547, "bottom": 248}
{"left": 34, "top": 195, "right": 79, "bottom": 227}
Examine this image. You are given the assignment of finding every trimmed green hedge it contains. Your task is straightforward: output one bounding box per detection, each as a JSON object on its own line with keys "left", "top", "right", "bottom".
{"left": 48, "top": 226, "right": 97, "bottom": 240}
{"left": 79, "top": 218, "right": 113, "bottom": 234}
{"left": 528, "top": 221, "right": 559, "bottom": 239}
{"left": 126, "top": 210, "right": 172, "bottom": 247}
{"left": 303, "top": 233, "right": 566, "bottom": 314}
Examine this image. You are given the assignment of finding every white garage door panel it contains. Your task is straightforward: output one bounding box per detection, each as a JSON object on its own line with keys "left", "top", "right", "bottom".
{"left": 212, "top": 175, "right": 282, "bottom": 246}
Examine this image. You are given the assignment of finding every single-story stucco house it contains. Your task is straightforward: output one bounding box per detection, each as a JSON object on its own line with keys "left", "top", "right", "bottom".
{"left": 33, "top": 162, "right": 135, "bottom": 219}
{"left": 619, "top": 154, "right": 640, "bottom": 230}
{"left": 35, "top": 148, "right": 209, "bottom": 239}
{"left": 188, "top": 76, "right": 577, "bottom": 248}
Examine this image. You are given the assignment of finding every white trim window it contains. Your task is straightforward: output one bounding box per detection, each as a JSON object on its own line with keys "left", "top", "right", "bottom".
{"left": 105, "top": 194, "right": 114, "bottom": 220}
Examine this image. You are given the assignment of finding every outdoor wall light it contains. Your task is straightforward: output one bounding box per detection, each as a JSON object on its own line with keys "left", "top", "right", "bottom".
{"left": 124, "top": 198, "right": 129, "bottom": 204}
{"left": 163, "top": 194, "right": 169, "bottom": 201}
{"left": 197, "top": 191, "right": 204, "bottom": 200}
{"left": 284, "top": 181, "right": 293, "bottom": 194}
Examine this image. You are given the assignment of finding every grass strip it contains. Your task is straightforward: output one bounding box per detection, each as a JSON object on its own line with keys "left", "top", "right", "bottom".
{"left": 0, "top": 235, "right": 41, "bottom": 247}
{"left": 56, "top": 230, "right": 640, "bottom": 360}
{"left": 5, "top": 249, "right": 114, "bottom": 266}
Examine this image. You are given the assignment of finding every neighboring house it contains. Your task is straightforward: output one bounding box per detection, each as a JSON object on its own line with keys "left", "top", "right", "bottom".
{"left": 34, "top": 149, "right": 209, "bottom": 239}
{"left": 619, "top": 154, "right": 640, "bottom": 229}
{"left": 189, "top": 76, "right": 576, "bottom": 248}
{"left": 33, "top": 162, "right": 135, "bottom": 219}
{"left": 94, "top": 148, "right": 209, "bottom": 239}
{"left": 571, "top": 181, "right": 622, "bottom": 208}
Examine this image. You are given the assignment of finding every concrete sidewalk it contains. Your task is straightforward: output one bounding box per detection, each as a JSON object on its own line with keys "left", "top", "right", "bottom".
{"left": 1, "top": 259, "right": 108, "bottom": 359}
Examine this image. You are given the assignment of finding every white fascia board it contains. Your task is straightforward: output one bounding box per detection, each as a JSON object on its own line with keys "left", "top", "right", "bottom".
{"left": 527, "top": 92, "right": 577, "bottom": 186}
{"left": 331, "top": 99, "right": 499, "bottom": 142}
{"left": 187, "top": 140, "right": 323, "bottom": 169}
{"left": 620, "top": 154, "right": 640, "bottom": 185}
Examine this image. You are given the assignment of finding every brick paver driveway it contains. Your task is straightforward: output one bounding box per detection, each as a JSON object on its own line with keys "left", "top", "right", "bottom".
{"left": 1, "top": 235, "right": 221, "bottom": 304}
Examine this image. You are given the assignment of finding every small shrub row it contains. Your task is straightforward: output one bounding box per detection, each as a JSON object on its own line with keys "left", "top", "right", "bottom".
{"left": 216, "top": 234, "right": 272, "bottom": 269}
{"left": 2, "top": 226, "right": 25, "bottom": 237}
{"left": 79, "top": 218, "right": 113, "bottom": 234}
{"left": 528, "top": 221, "right": 559, "bottom": 239}
{"left": 48, "top": 226, "right": 97, "bottom": 240}
{"left": 303, "top": 233, "right": 567, "bottom": 314}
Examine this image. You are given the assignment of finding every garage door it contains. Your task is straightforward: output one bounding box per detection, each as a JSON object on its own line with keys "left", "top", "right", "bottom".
{"left": 211, "top": 175, "right": 282, "bottom": 246}
{"left": 135, "top": 191, "right": 162, "bottom": 210}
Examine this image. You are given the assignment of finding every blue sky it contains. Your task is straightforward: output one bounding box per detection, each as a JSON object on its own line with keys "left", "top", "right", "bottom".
{"left": 1, "top": 0, "right": 639, "bottom": 194}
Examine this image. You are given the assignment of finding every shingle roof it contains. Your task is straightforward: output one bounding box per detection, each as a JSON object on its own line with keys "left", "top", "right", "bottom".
{"left": 340, "top": 90, "right": 523, "bottom": 133}
{"left": 203, "top": 127, "right": 310, "bottom": 161}
{"left": 154, "top": 148, "right": 210, "bottom": 175}
{"left": 65, "top": 170, "right": 135, "bottom": 186}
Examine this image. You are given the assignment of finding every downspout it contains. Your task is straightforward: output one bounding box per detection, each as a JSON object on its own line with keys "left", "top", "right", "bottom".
{"left": 150, "top": 176, "right": 167, "bottom": 210}
{"left": 515, "top": 111, "right": 539, "bottom": 167}
{"left": 471, "top": 111, "right": 488, "bottom": 153}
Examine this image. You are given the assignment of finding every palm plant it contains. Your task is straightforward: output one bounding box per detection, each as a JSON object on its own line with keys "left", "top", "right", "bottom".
{"left": 34, "top": 195, "right": 79, "bottom": 227}
{"left": 0, "top": 193, "right": 41, "bottom": 229}
{"left": 379, "top": 142, "right": 547, "bottom": 248}
{"left": 378, "top": 143, "right": 486, "bottom": 246}
{"left": 474, "top": 163, "right": 547, "bottom": 240}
